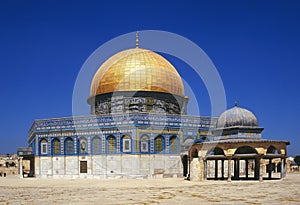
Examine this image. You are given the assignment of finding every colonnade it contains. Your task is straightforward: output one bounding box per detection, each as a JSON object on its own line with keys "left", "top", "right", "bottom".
{"left": 190, "top": 154, "right": 286, "bottom": 181}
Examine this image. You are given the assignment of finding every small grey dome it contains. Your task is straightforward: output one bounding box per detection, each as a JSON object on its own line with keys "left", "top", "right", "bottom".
{"left": 216, "top": 106, "right": 258, "bottom": 128}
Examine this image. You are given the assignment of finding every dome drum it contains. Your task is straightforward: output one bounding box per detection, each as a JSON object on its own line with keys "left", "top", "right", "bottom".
{"left": 212, "top": 126, "right": 264, "bottom": 139}
{"left": 88, "top": 91, "right": 188, "bottom": 115}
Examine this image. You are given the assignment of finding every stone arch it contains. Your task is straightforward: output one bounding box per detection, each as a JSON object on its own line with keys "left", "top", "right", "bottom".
{"left": 207, "top": 147, "right": 225, "bottom": 156}
{"left": 234, "top": 146, "right": 258, "bottom": 155}
{"left": 267, "top": 145, "right": 280, "bottom": 154}
{"left": 190, "top": 147, "right": 198, "bottom": 158}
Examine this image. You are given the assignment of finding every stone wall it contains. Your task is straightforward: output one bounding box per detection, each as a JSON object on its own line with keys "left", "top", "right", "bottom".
{"left": 35, "top": 154, "right": 183, "bottom": 179}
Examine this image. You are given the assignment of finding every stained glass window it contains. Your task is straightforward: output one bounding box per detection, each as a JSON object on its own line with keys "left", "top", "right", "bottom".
{"left": 140, "top": 135, "right": 149, "bottom": 153}
{"left": 40, "top": 139, "right": 47, "bottom": 155}
{"left": 107, "top": 136, "right": 116, "bottom": 153}
{"left": 122, "top": 135, "right": 131, "bottom": 152}
{"left": 79, "top": 138, "right": 87, "bottom": 154}
{"left": 65, "top": 138, "right": 73, "bottom": 154}
{"left": 92, "top": 136, "right": 101, "bottom": 154}
{"left": 155, "top": 136, "right": 164, "bottom": 153}
{"left": 53, "top": 139, "right": 60, "bottom": 155}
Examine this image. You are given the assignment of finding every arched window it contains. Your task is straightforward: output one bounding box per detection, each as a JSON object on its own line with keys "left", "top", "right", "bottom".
{"left": 169, "top": 136, "right": 177, "bottom": 153}
{"left": 79, "top": 137, "right": 87, "bottom": 154}
{"left": 155, "top": 135, "right": 164, "bottom": 153}
{"left": 65, "top": 137, "right": 74, "bottom": 155}
{"left": 92, "top": 136, "right": 101, "bottom": 154}
{"left": 122, "top": 135, "right": 131, "bottom": 153}
{"left": 40, "top": 138, "right": 48, "bottom": 155}
{"left": 52, "top": 138, "right": 60, "bottom": 155}
{"left": 140, "top": 135, "right": 149, "bottom": 153}
{"left": 107, "top": 135, "right": 116, "bottom": 153}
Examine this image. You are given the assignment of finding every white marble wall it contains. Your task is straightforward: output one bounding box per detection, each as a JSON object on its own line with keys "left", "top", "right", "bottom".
{"left": 35, "top": 154, "right": 183, "bottom": 179}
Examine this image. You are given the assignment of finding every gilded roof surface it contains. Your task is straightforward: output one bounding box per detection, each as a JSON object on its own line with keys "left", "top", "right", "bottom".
{"left": 90, "top": 48, "right": 184, "bottom": 97}
{"left": 216, "top": 106, "right": 258, "bottom": 128}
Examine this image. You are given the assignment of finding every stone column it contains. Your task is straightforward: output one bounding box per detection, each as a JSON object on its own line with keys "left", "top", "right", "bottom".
{"left": 204, "top": 160, "right": 207, "bottom": 180}
{"left": 215, "top": 160, "right": 218, "bottom": 179}
{"left": 233, "top": 159, "right": 239, "bottom": 180}
{"left": 227, "top": 158, "right": 232, "bottom": 182}
{"left": 268, "top": 158, "right": 272, "bottom": 179}
{"left": 236, "top": 160, "right": 240, "bottom": 179}
{"left": 281, "top": 158, "right": 285, "bottom": 179}
{"left": 19, "top": 157, "right": 23, "bottom": 178}
{"left": 187, "top": 156, "right": 190, "bottom": 179}
{"left": 221, "top": 159, "right": 225, "bottom": 180}
{"left": 199, "top": 157, "right": 205, "bottom": 181}
{"left": 245, "top": 159, "right": 249, "bottom": 179}
{"left": 259, "top": 157, "right": 264, "bottom": 182}
{"left": 190, "top": 157, "right": 205, "bottom": 181}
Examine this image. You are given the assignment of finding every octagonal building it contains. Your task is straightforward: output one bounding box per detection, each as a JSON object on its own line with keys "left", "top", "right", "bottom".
{"left": 23, "top": 35, "right": 289, "bottom": 180}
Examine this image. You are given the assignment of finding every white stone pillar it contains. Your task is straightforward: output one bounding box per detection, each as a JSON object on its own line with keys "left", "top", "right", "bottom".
{"left": 190, "top": 157, "right": 204, "bottom": 181}
{"left": 227, "top": 158, "right": 232, "bottom": 182}
{"left": 19, "top": 157, "right": 23, "bottom": 178}
{"left": 259, "top": 158, "right": 264, "bottom": 182}
{"left": 187, "top": 156, "right": 190, "bottom": 179}
{"left": 204, "top": 160, "right": 207, "bottom": 180}
{"left": 281, "top": 158, "right": 285, "bottom": 179}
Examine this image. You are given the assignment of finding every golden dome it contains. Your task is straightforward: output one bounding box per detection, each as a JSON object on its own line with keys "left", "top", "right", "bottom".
{"left": 90, "top": 48, "right": 184, "bottom": 97}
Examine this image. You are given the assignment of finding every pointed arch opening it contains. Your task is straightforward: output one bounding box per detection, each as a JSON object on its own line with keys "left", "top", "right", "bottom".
{"left": 40, "top": 138, "right": 48, "bottom": 155}
{"left": 169, "top": 135, "right": 177, "bottom": 153}
{"left": 140, "top": 135, "right": 149, "bottom": 153}
{"left": 208, "top": 147, "right": 225, "bottom": 156}
{"left": 65, "top": 137, "right": 74, "bottom": 155}
{"left": 107, "top": 135, "right": 116, "bottom": 153}
{"left": 92, "top": 136, "right": 101, "bottom": 154}
{"left": 121, "top": 135, "right": 131, "bottom": 153}
{"left": 267, "top": 146, "right": 280, "bottom": 154}
{"left": 52, "top": 138, "right": 60, "bottom": 155}
{"left": 155, "top": 135, "right": 164, "bottom": 153}
{"left": 234, "top": 146, "right": 257, "bottom": 155}
{"left": 79, "top": 137, "right": 87, "bottom": 154}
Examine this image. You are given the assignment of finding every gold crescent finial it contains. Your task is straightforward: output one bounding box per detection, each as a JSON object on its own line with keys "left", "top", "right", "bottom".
{"left": 135, "top": 31, "right": 139, "bottom": 48}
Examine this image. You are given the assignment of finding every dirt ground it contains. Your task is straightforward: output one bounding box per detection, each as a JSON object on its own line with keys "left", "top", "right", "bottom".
{"left": 0, "top": 173, "right": 299, "bottom": 204}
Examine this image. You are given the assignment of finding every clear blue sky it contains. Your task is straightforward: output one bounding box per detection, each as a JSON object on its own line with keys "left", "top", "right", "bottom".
{"left": 0, "top": 0, "right": 299, "bottom": 156}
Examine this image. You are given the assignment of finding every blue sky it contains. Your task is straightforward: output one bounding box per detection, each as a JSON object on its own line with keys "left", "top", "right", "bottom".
{"left": 0, "top": 0, "right": 299, "bottom": 156}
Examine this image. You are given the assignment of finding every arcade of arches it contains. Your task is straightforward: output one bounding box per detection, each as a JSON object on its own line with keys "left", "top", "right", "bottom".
{"left": 189, "top": 140, "right": 289, "bottom": 181}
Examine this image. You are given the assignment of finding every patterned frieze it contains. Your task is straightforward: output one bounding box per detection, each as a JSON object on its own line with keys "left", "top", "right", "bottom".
{"left": 29, "top": 114, "right": 217, "bottom": 144}
{"left": 31, "top": 114, "right": 216, "bottom": 131}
